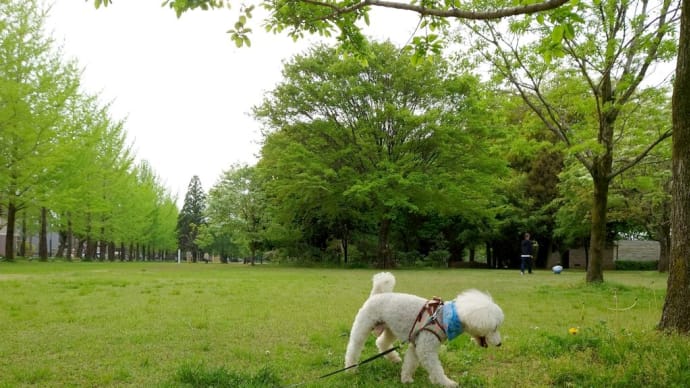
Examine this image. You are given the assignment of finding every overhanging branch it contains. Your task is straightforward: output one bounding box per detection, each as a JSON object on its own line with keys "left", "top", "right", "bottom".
{"left": 305, "top": 0, "right": 571, "bottom": 21}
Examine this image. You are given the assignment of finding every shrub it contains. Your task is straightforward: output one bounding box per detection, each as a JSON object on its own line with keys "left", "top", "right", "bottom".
{"left": 396, "top": 251, "right": 422, "bottom": 267}
{"left": 615, "top": 260, "right": 658, "bottom": 270}
{"left": 427, "top": 249, "right": 450, "bottom": 267}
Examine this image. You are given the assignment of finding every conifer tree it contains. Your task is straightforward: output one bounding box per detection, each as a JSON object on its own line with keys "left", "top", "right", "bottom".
{"left": 176, "top": 176, "right": 206, "bottom": 261}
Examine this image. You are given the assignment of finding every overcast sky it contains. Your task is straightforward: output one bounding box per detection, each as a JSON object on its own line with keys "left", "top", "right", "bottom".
{"left": 46, "top": 1, "right": 417, "bottom": 206}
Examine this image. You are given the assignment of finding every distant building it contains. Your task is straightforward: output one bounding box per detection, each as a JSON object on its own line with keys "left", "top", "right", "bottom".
{"left": 547, "top": 240, "right": 660, "bottom": 269}
{"left": 0, "top": 217, "right": 60, "bottom": 258}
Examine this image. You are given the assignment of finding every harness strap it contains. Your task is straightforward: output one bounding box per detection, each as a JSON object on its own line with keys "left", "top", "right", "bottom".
{"left": 408, "top": 297, "right": 447, "bottom": 345}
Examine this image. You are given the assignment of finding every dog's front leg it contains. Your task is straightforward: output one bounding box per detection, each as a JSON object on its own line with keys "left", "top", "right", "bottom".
{"left": 415, "top": 339, "right": 458, "bottom": 387}
{"left": 400, "top": 344, "right": 419, "bottom": 384}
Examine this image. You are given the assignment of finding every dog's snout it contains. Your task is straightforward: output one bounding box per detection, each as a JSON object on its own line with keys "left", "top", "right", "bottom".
{"left": 496, "top": 342, "right": 502, "bottom": 347}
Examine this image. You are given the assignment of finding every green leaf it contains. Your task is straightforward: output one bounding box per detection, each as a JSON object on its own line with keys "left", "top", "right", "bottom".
{"left": 551, "top": 25, "right": 564, "bottom": 44}
{"left": 563, "top": 23, "right": 575, "bottom": 40}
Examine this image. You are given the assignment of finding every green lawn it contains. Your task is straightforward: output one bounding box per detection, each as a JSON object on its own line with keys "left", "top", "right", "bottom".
{"left": 1, "top": 261, "right": 688, "bottom": 387}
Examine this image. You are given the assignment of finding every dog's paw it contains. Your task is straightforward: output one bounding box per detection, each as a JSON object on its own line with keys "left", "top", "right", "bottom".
{"left": 400, "top": 375, "right": 414, "bottom": 384}
{"left": 388, "top": 353, "right": 402, "bottom": 363}
{"left": 442, "top": 380, "right": 459, "bottom": 388}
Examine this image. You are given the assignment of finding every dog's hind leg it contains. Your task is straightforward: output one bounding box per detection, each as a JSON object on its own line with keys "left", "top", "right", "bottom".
{"left": 400, "top": 344, "right": 419, "bottom": 384}
{"left": 375, "top": 328, "right": 402, "bottom": 363}
{"left": 344, "top": 311, "right": 375, "bottom": 369}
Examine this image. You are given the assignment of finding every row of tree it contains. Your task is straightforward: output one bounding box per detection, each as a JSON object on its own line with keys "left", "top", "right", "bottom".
{"left": 0, "top": 0, "right": 179, "bottom": 261}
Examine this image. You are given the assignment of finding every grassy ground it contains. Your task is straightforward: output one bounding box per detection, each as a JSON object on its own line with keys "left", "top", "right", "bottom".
{"left": 0, "top": 261, "right": 688, "bottom": 387}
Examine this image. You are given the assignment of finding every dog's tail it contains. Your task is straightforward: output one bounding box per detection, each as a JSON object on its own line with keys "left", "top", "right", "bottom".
{"left": 370, "top": 272, "right": 396, "bottom": 296}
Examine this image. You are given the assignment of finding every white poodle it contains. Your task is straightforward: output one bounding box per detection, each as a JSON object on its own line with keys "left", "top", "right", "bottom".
{"left": 344, "top": 272, "right": 504, "bottom": 387}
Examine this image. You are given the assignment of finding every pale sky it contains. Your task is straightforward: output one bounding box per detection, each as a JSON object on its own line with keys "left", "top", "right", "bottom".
{"left": 46, "top": 1, "right": 417, "bottom": 206}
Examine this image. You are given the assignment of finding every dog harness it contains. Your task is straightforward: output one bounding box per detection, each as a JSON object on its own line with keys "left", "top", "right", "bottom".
{"left": 408, "top": 297, "right": 462, "bottom": 345}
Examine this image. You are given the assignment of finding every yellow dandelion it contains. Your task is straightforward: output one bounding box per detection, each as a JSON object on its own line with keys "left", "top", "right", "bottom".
{"left": 568, "top": 327, "right": 579, "bottom": 335}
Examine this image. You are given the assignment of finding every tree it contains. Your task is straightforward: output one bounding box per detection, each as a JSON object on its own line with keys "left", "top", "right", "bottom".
{"left": 206, "top": 164, "right": 265, "bottom": 264}
{"left": 1, "top": 0, "right": 80, "bottom": 260}
{"left": 461, "top": 0, "right": 676, "bottom": 282}
{"left": 659, "top": 0, "right": 690, "bottom": 333}
{"left": 255, "top": 41, "right": 506, "bottom": 266}
{"left": 176, "top": 175, "right": 206, "bottom": 261}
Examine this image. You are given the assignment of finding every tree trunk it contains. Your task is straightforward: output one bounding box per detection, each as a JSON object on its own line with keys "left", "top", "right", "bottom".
{"left": 486, "top": 242, "right": 495, "bottom": 268}
{"left": 4, "top": 201, "right": 17, "bottom": 260}
{"left": 56, "top": 230, "right": 66, "bottom": 258}
{"left": 377, "top": 217, "right": 392, "bottom": 268}
{"left": 66, "top": 218, "right": 73, "bottom": 261}
{"left": 249, "top": 241, "right": 257, "bottom": 265}
{"left": 658, "top": 228, "right": 671, "bottom": 273}
{"left": 76, "top": 238, "right": 87, "bottom": 260}
{"left": 587, "top": 172, "right": 609, "bottom": 283}
{"left": 659, "top": 0, "right": 690, "bottom": 333}
{"left": 585, "top": 66, "right": 616, "bottom": 283}
{"left": 99, "top": 229, "right": 107, "bottom": 261}
{"left": 340, "top": 223, "right": 349, "bottom": 264}
{"left": 341, "top": 238, "right": 349, "bottom": 265}
{"left": 86, "top": 238, "right": 97, "bottom": 260}
{"left": 19, "top": 214, "right": 27, "bottom": 257}
{"left": 39, "top": 207, "right": 48, "bottom": 261}
{"left": 447, "top": 236, "right": 464, "bottom": 265}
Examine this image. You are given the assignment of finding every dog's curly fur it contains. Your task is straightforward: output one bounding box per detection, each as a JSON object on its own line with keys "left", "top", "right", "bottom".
{"left": 344, "top": 272, "right": 504, "bottom": 387}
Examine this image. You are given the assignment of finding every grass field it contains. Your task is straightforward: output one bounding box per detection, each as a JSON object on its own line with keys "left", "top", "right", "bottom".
{"left": 1, "top": 261, "right": 689, "bottom": 387}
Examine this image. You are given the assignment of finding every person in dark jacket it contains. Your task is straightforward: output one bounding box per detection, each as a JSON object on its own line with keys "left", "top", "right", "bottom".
{"left": 520, "top": 233, "right": 533, "bottom": 275}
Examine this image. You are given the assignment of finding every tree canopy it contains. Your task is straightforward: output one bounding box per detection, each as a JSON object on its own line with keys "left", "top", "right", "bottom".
{"left": 251, "top": 41, "right": 507, "bottom": 266}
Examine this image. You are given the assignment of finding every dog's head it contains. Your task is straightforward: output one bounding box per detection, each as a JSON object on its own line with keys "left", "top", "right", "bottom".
{"left": 453, "top": 289, "right": 504, "bottom": 348}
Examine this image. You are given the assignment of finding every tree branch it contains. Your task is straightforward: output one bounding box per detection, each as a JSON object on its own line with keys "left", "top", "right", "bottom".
{"left": 609, "top": 129, "right": 672, "bottom": 180}
{"left": 307, "top": 0, "right": 571, "bottom": 21}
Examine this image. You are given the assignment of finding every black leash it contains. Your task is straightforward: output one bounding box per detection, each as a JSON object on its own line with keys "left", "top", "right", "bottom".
{"left": 282, "top": 345, "right": 402, "bottom": 387}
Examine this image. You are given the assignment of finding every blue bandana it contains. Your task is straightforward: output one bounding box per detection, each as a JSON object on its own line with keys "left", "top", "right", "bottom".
{"left": 442, "top": 301, "right": 463, "bottom": 341}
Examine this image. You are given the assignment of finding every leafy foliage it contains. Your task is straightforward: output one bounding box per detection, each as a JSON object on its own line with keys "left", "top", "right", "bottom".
{"left": 92, "top": 0, "right": 572, "bottom": 61}
{"left": 253, "top": 41, "right": 507, "bottom": 265}
{"left": 203, "top": 164, "right": 266, "bottom": 263}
